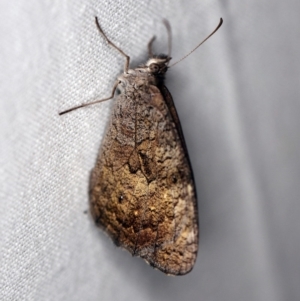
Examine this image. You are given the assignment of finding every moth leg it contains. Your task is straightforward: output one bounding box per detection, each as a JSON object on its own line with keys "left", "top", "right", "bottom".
{"left": 95, "top": 17, "right": 130, "bottom": 74}
{"left": 59, "top": 80, "right": 119, "bottom": 115}
{"left": 147, "top": 36, "right": 156, "bottom": 58}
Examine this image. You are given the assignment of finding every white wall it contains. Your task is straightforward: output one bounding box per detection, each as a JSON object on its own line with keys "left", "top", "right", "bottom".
{"left": 1, "top": 1, "right": 300, "bottom": 300}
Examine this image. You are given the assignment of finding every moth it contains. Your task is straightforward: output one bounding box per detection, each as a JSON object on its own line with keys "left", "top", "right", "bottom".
{"left": 60, "top": 17, "right": 223, "bottom": 275}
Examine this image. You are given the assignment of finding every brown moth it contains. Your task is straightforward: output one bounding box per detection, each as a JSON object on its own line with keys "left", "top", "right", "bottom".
{"left": 60, "top": 17, "right": 223, "bottom": 275}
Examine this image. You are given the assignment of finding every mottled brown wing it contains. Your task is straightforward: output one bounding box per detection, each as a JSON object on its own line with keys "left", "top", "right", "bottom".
{"left": 89, "top": 85, "right": 199, "bottom": 275}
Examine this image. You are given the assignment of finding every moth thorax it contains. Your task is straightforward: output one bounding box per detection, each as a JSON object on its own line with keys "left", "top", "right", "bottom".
{"left": 117, "top": 72, "right": 152, "bottom": 92}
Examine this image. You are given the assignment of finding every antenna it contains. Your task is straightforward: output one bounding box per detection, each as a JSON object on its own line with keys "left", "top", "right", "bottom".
{"left": 148, "top": 19, "right": 172, "bottom": 59}
{"left": 169, "top": 18, "right": 223, "bottom": 68}
{"left": 162, "top": 19, "right": 172, "bottom": 58}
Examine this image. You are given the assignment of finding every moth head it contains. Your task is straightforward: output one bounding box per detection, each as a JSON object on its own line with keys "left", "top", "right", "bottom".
{"left": 146, "top": 55, "right": 171, "bottom": 75}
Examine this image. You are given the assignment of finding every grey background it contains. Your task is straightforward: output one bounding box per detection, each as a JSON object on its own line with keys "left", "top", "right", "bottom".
{"left": 1, "top": 0, "right": 300, "bottom": 300}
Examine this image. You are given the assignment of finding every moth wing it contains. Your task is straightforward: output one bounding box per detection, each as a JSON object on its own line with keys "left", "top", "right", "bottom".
{"left": 90, "top": 86, "right": 198, "bottom": 275}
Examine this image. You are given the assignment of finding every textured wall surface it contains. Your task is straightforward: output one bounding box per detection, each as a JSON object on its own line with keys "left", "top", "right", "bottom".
{"left": 1, "top": 1, "right": 300, "bottom": 300}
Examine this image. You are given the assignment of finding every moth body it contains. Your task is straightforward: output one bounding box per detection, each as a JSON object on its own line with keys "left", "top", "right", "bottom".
{"left": 90, "top": 54, "right": 199, "bottom": 276}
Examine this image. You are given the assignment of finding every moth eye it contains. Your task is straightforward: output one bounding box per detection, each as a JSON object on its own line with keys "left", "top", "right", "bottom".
{"left": 149, "top": 63, "right": 159, "bottom": 73}
{"left": 172, "top": 175, "right": 178, "bottom": 183}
